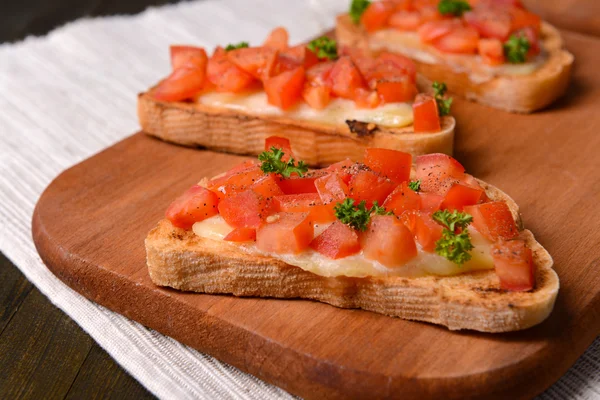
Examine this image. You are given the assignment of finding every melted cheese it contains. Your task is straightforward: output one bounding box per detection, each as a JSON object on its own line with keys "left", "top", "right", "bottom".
{"left": 369, "top": 30, "right": 546, "bottom": 84}
{"left": 192, "top": 216, "right": 494, "bottom": 278}
{"left": 196, "top": 91, "right": 414, "bottom": 128}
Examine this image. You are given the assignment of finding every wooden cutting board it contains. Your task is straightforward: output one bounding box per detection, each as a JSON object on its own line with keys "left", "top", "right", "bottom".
{"left": 32, "top": 30, "right": 600, "bottom": 399}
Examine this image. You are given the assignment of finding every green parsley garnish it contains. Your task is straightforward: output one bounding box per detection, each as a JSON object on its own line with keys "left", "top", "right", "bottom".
{"left": 433, "top": 81, "right": 453, "bottom": 116}
{"left": 432, "top": 210, "right": 474, "bottom": 265}
{"left": 308, "top": 37, "right": 338, "bottom": 60}
{"left": 503, "top": 34, "right": 530, "bottom": 64}
{"left": 225, "top": 42, "right": 249, "bottom": 51}
{"left": 334, "top": 198, "right": 391, "bottom": 231}
{"left": 349, "top": 0, "right": 371, "bottom": 24}
{"left": 408, "top": 180, "right": 421, "bottom": 192}
{"left": 438, "top": 0, "right": 472, "bottom": 16}
{"left": 258, "top": 147, "right": 308, "bottom": 178}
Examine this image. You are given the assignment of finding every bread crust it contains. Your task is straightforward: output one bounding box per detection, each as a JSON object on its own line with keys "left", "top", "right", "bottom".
{"left": 335, "top": 14, "right": 574, "bottom": 113}
{"left": 145, "top": 180, "right": 559, "bottom": 333}
{"left": 137, "top": 91, "right": 455, "bottom": 167}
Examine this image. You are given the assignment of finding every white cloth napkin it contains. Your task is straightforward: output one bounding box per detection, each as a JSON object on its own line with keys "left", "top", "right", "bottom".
{"left": 0, "top": 0, "right": 598, "bottom": 398}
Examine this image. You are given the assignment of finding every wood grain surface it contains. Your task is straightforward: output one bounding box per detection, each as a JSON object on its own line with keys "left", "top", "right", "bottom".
{"left": 32, "top": 30, "right": 600, "bottom": 399}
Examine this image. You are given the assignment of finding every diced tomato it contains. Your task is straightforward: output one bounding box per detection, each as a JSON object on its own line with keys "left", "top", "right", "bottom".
{"left": 170, "top": 46, "right": 208, "bottom": 70}
{"left": 418, "top": 192, "right": 444, "bottom": 212}
{"left": 418, "top": 5, "right": 443, "bottom": 23}
{"left": 413, "top": 94, "right": 441, "bottom": 132}
{"left": 353, "top": 88, "right": 381, "bottom": 108}
{"left": 227, "top": 47, "right": 278, "bottom": 80}
{"left": 389, "top": 11, "right": 422, "bottom": 31}
{"left": 314, "top": 173, "right": 349, "bottom": 204}
{"left": 165, "top": 185, "right": 219, "bottom": 230}
{"left": 383, "top": 181, "right": 421, "bottom": 215}
{"left": 433, "top": 26, "right": 480, "bottom": 54}
{"left": 249, "top": 174, "right": 285, "bottom": 198}
{"left": 302, "top": 84, "right": 331, "bottom": 109}
{"left": 256, "top": 212, "right": 314, "bottom": 254}
{"left": 362, "top": 215, "right": 418, "bottom": 267}
{"left": 263, "top": 26, "right": 289, "bottom": 50}
{"left": 265, "top": 136, "right": 295, "bottom": 161}
{"left": 363, "top": 148, "right": 412, "bottom": 183}
{"left": 361, "top": 1, "right": 396, "bottom": 32}
{"left": 400, "top": 210, "right": 443, "bottom": 252}
{"left": 328, "top": 56, "right": 368, "bottom": 100}
{"left": 207, "top": 47, "right": 256, "bottom": 92}
{"left": 391, "top": 0, "right": 412, "bottom": 11}
{"left": 415, "top": 153, "right": 466, "bottom": 194}
{"left": 218, "top": 190, "right": 273, "bottom": 228}
{"left": 326, "top": 159, "right": 355, "bottom": 184}
{"left": 305, "top": 61, "right": 336, "bottom": 85}
{"left": 264, "top": 66, "right": 305, "bottom": 110}
{"left": 464, "top": 201, "right": 518, "bottom": 241}
{"left": 418, "top": 20, "right": 461, "bottom": 43}
{"left": 348, "top": 170, "right": 397, "bottom": 208}
{"left": 276, "top": 172, "right": 326, "bottom": 194}
{"left": 375, "top": 76, "right": 418, "bottom": 103}
{"left": 273, "top": 193, "right": 335, "bottom": 223}
{"left": 281, "top": 44, "right": 320, "bottom": 69}
{"left": 207, "top": 165, "right": 264, "bottom": 200}
{"left": 510, "top": 7, "right": 541, "bottom": 33}
{"left": 153, "top": 67, "right": 206, "bottom": 102}
{"left": 224, "top": 227, "right": 256, "bottom": 242}
{"left": 371, "top": 52, "right": 417, "bottom": 82}
{"left": 441, "top": 183, "right": 484, "bottom": 210}
{"left": 478, "top": 38, "right": 505, "bottom": 65}
{"left": 464, "top": 9, "right": 512, "bottom": 40}
{"left": 310, "top": 222, "right": 361, "bottom": 259}
{"left": 491, "top": 239, "right": 535, "bottom": 291}
{"left": 516, "top": 26, "right": 541, "bottom": 57}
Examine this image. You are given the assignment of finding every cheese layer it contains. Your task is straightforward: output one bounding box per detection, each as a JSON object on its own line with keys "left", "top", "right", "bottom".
{"left": 192, "top": 216, "right": 494, "bottom": 278}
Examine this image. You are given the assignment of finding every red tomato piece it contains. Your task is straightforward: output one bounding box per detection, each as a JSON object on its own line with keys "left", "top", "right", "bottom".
{"left": 353, "top": 88, "right": 381, "bottom": 109}
{"left": 305, "top": 61, "right": 336, "bottom": 85}
{"left": 207, "top": 165, "right": 264, "bottom": 200}
{"left": 464, "top": 201, "right": 518, "bottom": 242}
{"left": 510, "top": 7, "right": 541, "bottom": 33}
{"left": 264, "top": 66, "right": 305, "bottom": 110}
{"left": 263, "top": 26, "right": 289, "bottom": 50}
{"left": 265, "top": 136, "right": 295, "bottom": 161}
{"left": 415, "top": 153, "right": 466, "bottom": 194}
{"left": 389, "top": 11, "right": 422, "bottom": 31}
{"left": 441, "top": 183, "right": 484, "bottom": 211}
{"left": 515, "top": 26, "right": 541, "bottom": 57}
{"left": 348, "top": 170, "right": 397, "bottom": 208}
{"left": 273, "top": 193, "right": 335, "bottom": 223}
{"left": 365, "top": 52, "right": 417, "bottom": 84}
{"left": 302, "top": 85, "right": 331, "bottom": 110}
{"left": 328, "top": 56, "right": 368, "bottom": 100}
{"left": 363, "top": 148, "right": 412, "bottom": 183}
{"left": 362, "top": 215, "right": 418, "bottom": 267}
{"left": 224, "top": 227, "right": 256, "bottom": 242}
{"left": 413, "top": 93, "right": 441, "bottom": 132}
{"left": 206, "top": 47, "right": 256, "bottom": 92}
{"left": 464, "top": 9, "right": 511, "bottom": 40}
{"left": 361, "top": 1, "right": 396, "bottom": 32}
{"left": 491, "top": 239, "right": 534, "bottom": 291}
{"left": 218, "top": 190, "right": 273, "bottom": 228}
{"left": 227, "top": 47, "right": 278, "bottom": 80}
{"left": 256, "top": 212, "right": 314, "bottom": 254}
{"left": 314, "top": 173, "right": 349, "bottom": 204}
{"left": 250, "top": 174, "right": 285, "bottom": 198}
{"left": 478, "top": 38, "right": 505, "bottom": 65}
{"left": 418, "top": 20, "right": 461, "bottom": 43}
{"left": 165, "top": 185, "right": 219, "bottom": 230}
{"left": 276, "top": 172, "right": 326, "bottom": 195}
{"left": 418, "top": 192, "right": 444, "bottom": 212}
{"left": 433, "top": 26, "right": 480, "bottom": 54}
{"left": 375, "top": 76, "right": 418, "bottom": 103}
{"left": 326, "top": 159, "right": 355, "bottom": 184}
{"left": 383, "top": 181, "right": 421, "bottom": 215}
{"left": 170, "top": 45, "right": 208, "bottom": 70}
{"left": 400, "top": 210, "right": 443, "bottom": 252}
{"left": 310, "top": 222, "right": 361, "bottom": 259}
{"left": 281, "top": 44, "right": 320, "bottom": 69}
{"left": 154, "top": 67, "right": 206, "bottom": 102}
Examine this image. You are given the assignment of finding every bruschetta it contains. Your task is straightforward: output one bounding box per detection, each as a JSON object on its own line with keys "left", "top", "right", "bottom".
{"left": 138, "top": 28, "right": 456, "bottom": 166}
{"left": 145, "top": 136, "right": 559, "bottom": 332}
{"left": 336, "top": 0, "right": 574, "bottom": 113}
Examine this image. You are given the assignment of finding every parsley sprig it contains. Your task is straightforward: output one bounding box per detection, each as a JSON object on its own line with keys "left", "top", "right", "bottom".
{"left": 349, "top": 0, "right": 371, "bottom": 24}
{"left": 433, "top": 81, "right": 453, "bottom": 116}
{"left": 432, "top": 210, "right": 474, "bottom": 265}
{"left": 225, "top": 42, "right": 249, "bottom": 51}
{"left": 258, "top": 147, "right": 308, "bottom": 178}
{"left": 503, "top": 34, "right": 530, "bottom": 64}
{"left": 438, "top": 0, "right": 472, "bottom": 16}
{"left": 334, "top": 198, "right": 391, "bottom": 231}
{"left": 308, "top": 37, "right": 338, "bottom": 60}
{"left": 408, "top": 180, "right": 421, "bottom": 192}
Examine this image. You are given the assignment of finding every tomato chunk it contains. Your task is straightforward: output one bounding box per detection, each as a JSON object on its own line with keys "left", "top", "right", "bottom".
{"left": 264, "top": 66, "right": 305, "bottom": 110}
{"left": 207, "top": 48, "right": 256, "bottom": 92}
{"left": 362, "top": 215, "right": 418, "bottom": 267}
{"left": 376, "top": 76, "right": 418, "bottom": 103}
{"left": 224, "top": 227, "right": 256, "bottom": 242}
{"left": 302, "top": 85, "right": 331, "bottom": 110}
{"left": 433, "top": 26, "right": 479, "bottom": 54}
{"left": 314, "top": 173, "right": 349, "bottom": 204}
{"left": 165, "top": 185, "right": 219, "bottom": 230}
{"left": 361, "top": 1, "right": 396, "bottom": 32}
{"left": 464, "top": 201, "right": 518, "bottom": 241}
{"left": 276, "top": 172, "right": 325, "bottom": 195}
{"left": 256, "top": 212, "right": 314, "bottom": 254}
{"left": 441, "top": 183, "right": 484, "bottom": 211}
{"left": 418, "top": 20, "right": 461, "bottom": 43}
{"left": 265, "top": 136, "right": 295, "bottom": 161}
{"left": 413, "top": 94, "right": 441, "bottom": 132}
{"left": 415, "top": 153, "right": 466, "bottom": 194}
{"left": 464, "top": 9, "right": 511, "bottom": 41}
{"left": 418, "top": 192, "right": 444, "bottom": 212}
{"left": 348, "top": 170, "right": 397, "bottom": 208}
{"left": 207, "top": 165, "right": 264, "bottom": 200}
{"left": 363, "top": 148, "right": 412, "bottom": 183}
{"left": 478, "top": 38, "right": 505, "bottom": 66}
{"left": 154, "top": 67, "right": 206, "bottom": 102}
{"left": 218, "top": 190, "right": 272, "bottom": 228}
{"left": 383, "top": 181, "right": 421, "bottom": 215}
{"left": 491, "top": 240, "right": 535, "bottom": 291}
{"left": 375, "top": 52, "right": 417, "bottom": 81}
{"left": 400, "top": 210, "right": 443, "bottom": 252}
{"left": 281, "top": 44, "right": 319, "bottom": 69}
{"left": 325, "top": 159, "right": 355, "bottom": 184}
{"left": 249, "top": 174, "right": 285, "bottom": 198}
{"left": 328, "top": 56, "right": 367, "bottom": 100}
{"left": 310, "top": 222, "right": 361, "bottom": 259}
{"left": 170, "top": 46, "right": 208, "bottom": 70}
{"left": 263, "top": 26, "right": 289, "bottom": 50}
{"left": 227, "top": 47, "right": 278, "bottom": 79}
{"left": 273, "top": 193, "right": 335, "bottom": 223}
{"left": 389, "top": 11, "right": 422, "bottom": 31}
{"left": 510, "top": 7, "right": 541, "bottom": 33}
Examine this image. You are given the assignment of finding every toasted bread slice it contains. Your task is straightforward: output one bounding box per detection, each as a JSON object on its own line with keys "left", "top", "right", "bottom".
{"left": 336, "top": 15, "right": 574, "bottom": 113}
{"left": 137, "top": 90, "right": 455, "bottom": 167}
{"left": 146, "top": 179, "right": 559, "bottom": 333}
